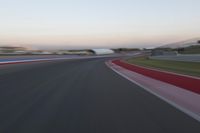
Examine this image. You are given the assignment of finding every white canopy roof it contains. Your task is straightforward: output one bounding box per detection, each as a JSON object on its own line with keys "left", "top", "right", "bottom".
{"left": 91, "top": 49, "right": 114, "bottom": 55}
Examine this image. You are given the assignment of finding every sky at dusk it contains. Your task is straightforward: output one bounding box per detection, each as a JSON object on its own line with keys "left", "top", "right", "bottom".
{"left": 0, "top": 0, "right": 200, "bottom": 49}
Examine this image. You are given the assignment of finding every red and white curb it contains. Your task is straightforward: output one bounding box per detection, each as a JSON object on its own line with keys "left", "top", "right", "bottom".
{"left": 112, "top": 60, "right": 200, "bottom": 94}
{"left": 106, "top": 61, "right": 200, "bottom": 122}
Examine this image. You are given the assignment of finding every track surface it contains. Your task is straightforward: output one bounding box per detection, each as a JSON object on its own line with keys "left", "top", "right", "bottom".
{"left": 0, "top": 58, "right": 200, "bottom": 133}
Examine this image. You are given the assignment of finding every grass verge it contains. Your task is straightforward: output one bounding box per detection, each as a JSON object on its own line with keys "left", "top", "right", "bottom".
{"left": 126, "top": 57, "right": 200, "bottom": 77}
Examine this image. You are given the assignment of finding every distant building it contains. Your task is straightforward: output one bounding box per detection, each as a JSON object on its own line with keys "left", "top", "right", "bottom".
{"left": 0, "top": 46, "right": 27, "bottom": 54}
{"left": 56, "top": 49, "right": 114, "bottom": 55}
{"left": 29, "top": 50, "right": 53, "bottom": 55}
{"left": 56, "top": 50, "right": 92, "bottom": 55}
{"left": 90, "top": 49, "right": 114, "bottom": 55}
{"left": 151, "top": 49, "right": 177, "bottom": 56}
{"left": 113, "top": 48, "right": 140, "bottom": 53}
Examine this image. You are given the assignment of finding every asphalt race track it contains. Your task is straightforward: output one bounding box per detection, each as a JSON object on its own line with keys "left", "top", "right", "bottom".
{"left": 0, "top": 58, "right": 200, "bottom": 133}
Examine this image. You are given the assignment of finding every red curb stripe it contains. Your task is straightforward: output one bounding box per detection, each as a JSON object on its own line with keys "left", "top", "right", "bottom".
{"left": 112, "top": 60, "right": 200, "bottom": 95}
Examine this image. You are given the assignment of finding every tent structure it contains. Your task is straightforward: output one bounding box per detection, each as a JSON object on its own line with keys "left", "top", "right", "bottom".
{"left": 91, "top": 49, "right": 114, "bottom": 55}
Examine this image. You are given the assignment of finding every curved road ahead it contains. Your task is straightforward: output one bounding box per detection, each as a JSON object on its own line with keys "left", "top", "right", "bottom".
{"left": 0, "top": 58, "right": 200, "bottom": 133}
